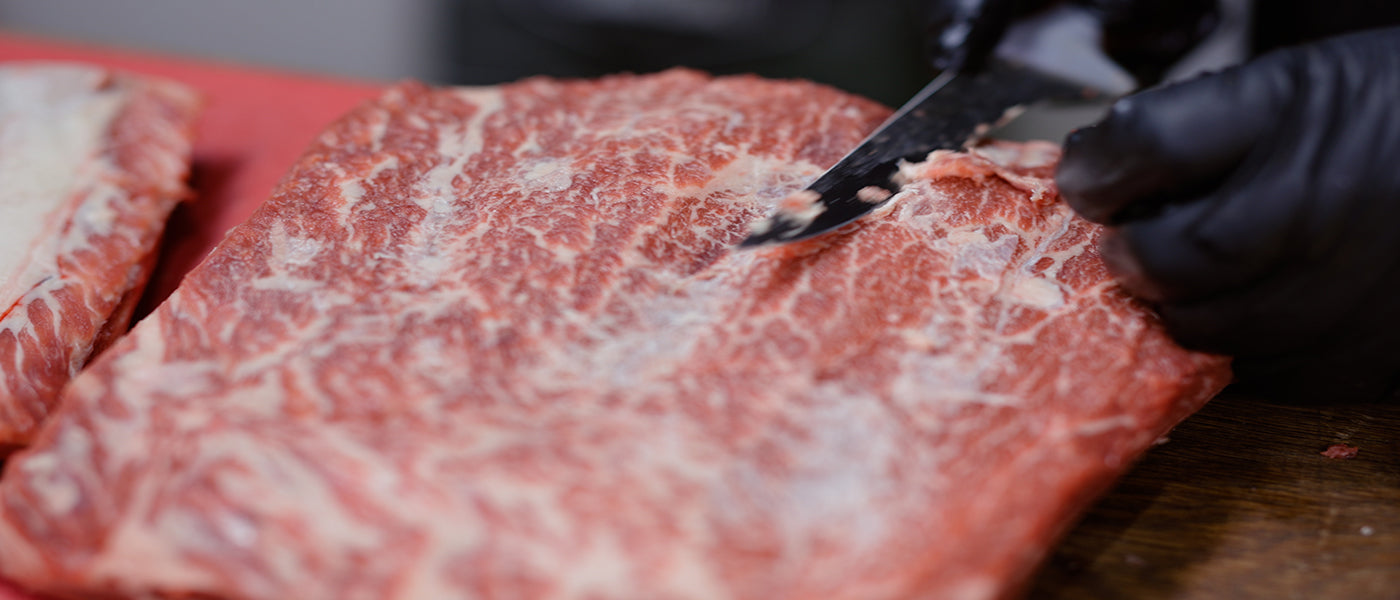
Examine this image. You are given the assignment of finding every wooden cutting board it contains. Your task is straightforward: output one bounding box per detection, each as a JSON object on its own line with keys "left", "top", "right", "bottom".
{"left": 1032, "top": 390, "right": 1400, "bottom": 599}
{"left": 1, "top": 32, "right": 1396, "bottom": 600}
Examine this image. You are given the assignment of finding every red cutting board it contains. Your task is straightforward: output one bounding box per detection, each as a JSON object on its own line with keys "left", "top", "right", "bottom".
{"left": 0, "top": 31, "right": 381, "bottom": 600}
{"left": 0, "top": 31, "right": 382, "bottom": 312}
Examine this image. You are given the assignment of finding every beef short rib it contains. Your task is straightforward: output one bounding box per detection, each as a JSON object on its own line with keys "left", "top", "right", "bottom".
{"left": 0, "top": 70, "right": 1228, "bottom": 599}
{"left": 0, "top": 63, "right": 198, "bottom": 446}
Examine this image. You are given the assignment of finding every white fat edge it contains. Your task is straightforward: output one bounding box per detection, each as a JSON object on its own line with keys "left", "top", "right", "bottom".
{"left": 0, "top": 66, "right": 125, "bottom": 313}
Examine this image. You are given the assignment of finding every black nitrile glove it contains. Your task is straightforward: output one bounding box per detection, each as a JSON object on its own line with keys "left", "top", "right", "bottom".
{"left": 922, "top": 0, "right": 1217, "bottom": 83}
{"left": 1057, "top": 27, "right": 1400, "bottom": 400}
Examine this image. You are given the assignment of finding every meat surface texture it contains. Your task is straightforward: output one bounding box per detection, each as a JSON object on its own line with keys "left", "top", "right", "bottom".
{"left": 0, "top": 63, "right": 199, "bottom": 446}
{"left": 0, "top": 70, "right": 1229, "bottom": 599}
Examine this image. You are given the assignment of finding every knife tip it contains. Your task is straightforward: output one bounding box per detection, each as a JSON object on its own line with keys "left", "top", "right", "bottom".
{"left": 737, "top": 189, "right": 831, "bottom": 249}
{"left": 736, "top": 183, "right": 899, "bottom": 249}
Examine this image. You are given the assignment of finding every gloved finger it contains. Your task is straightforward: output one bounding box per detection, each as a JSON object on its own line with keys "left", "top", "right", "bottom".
{"left": 1056, "top": 64, "right": 1285, "bottom": 224}
{"left": 1103, "top": 161, "right": 1307, "bottom": 304}
{"left": 1116, "top": 187, "right": 1400, "bottom": 352}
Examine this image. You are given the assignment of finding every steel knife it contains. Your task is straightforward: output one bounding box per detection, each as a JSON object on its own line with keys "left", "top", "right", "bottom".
{"left": 738, "top": 59, "right": 1092, "bottom": 248}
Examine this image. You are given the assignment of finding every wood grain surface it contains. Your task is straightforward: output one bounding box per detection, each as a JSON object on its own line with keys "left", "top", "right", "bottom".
{"left": 1031, "top": 389, "right": 1400, "bottom": 599}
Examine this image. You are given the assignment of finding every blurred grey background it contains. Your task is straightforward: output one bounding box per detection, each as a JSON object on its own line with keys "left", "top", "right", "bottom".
{"left": 0, "top": 0, "right": 933, "bottom": 106}
{"left": 10, "top": 0, "right": 1362, "bottom": 142}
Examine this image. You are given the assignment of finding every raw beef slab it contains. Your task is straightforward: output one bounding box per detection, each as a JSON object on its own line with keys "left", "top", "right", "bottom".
{"left": 0, "top": 63, "right": 198, "bottom": 446}
{"left": 0, "top": 70, "right": 1228, "bottom": 599}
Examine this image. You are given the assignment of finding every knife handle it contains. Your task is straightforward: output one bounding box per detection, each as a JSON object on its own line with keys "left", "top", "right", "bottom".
{"left": 923, "top": 0, "right": 1056, "bottom": 73}
{"left": 925, "top": 0, "right": 1220, "bottom": 85}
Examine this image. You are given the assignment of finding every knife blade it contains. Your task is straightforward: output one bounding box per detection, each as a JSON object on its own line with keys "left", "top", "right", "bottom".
{"left": 738, "top": 59, "right": 1092, "bottom": 248}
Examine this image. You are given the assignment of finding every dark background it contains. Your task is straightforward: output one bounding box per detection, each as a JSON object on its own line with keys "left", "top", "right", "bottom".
{"left": 4, "top": 0, "right": 1400, "bottom": 108}
{"left": 0, "top": 0, "right": 933, "bottom": 106}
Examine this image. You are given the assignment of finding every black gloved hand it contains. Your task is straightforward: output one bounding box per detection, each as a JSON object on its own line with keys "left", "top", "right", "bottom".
{"left": 1057, "top": 27, "right": 1400, "bottom": 400}
{"left": 922, "top": 0, "right": 1217, "bottom": 84}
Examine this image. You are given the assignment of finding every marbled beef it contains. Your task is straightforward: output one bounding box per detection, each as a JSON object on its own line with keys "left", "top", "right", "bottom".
{"left": 0, "top": 70, "right": 1227, "bottom": 599}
